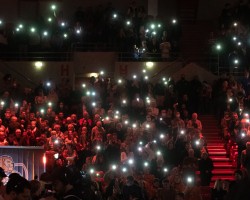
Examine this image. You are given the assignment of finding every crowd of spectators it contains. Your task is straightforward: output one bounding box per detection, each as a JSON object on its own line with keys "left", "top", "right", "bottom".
{"left": 0, "top": 1, "right": 181, "bottom": 61}
{"left": 0, "top": 67, "right": 250, "bottom": 200}
{"left": 0, "top": 68, "right": 250, "bottom": 199}
{"left": 208, "top": 1, "right": 250, "bottom": 73}
{"left": 0, "top": 70, "right": 214, "bottom": 200}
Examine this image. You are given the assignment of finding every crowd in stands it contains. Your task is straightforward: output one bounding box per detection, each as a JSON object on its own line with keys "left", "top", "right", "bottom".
{"left": 208, "top": 1, "right": 250, "bottom": 72}
{"left": 0, "top": 68, "right": 250, "bottom": 199}
{"left": 0, "top": 1, "right": 181, "bottom": 61}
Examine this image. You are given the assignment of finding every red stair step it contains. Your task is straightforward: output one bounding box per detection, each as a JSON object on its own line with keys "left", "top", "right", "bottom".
{"left": 207, "top": 145, "right": 225, "bottom": 148}
{"left": 212, "top": 176, "right": 235, "bottom": 182}
{"left": 207, "top": 148, "right": 226, "bottom": 152}
{"left": 214, "top": 163, "right": 234, "bottom": 169}
{"left": 212, "top": 169, "right": 235, "bottom": 175}
{"left": 210, "top": 157, "right": 230, "bottom": 162}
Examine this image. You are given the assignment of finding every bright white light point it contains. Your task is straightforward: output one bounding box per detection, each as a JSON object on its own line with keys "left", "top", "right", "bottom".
{"left": 158, "top": 24, "right": 161, "bottom": 28}
{"left": 146, "top": 62, "right": 154, "bottom": 68}
{"left": 92, "top": 92, "right": 96, "bottom": 96}
{"left": 86, "top": 91, "right": 90, "bottom": 96}
{"left": 144, "top": 76, "right": 148, "bottom": 80}
{"left": 138, "top": 147, "right": 142, "bottom": 151}
{"left": 51, "top": 5, "right": 56, "bottom": 10}
{"left": 43, "top": 31, "right": 48, "bottom": 36}
{"left": 142, "top": 69, "right": 146, "bottom": 73}
{"left": 128, "top": 159, "right": 134, "bottom": 165}
{"left": 126, "top": 21, "right": 131, "bottom": 25}
{"left": 82, "top": 84, "right": 86, "bottom": 88}
{"left": 76, "top": 29, "right": 80, "bottom": 34}
{"left": 180, "top": 130, "right": 185, "bottom": 134}
{"left": 63, "top": 33, "right": 67, "bottom": 38}
{"left": 216, "top": 44, "right": 221, "bottom": 50}
{"left": 195, "top": 140, "right": 200, "bottom": 145}
{"left": 31, "top": 27, "right": 35, "bottom": 32}
{"left": 160, "top": 134, "right": 164, "bottom": 139}
{"left": 48, "top": 18, "right": 52, "bottom": 22}
{"left": 133, "top": 75, "right": 137, "bottom": 79}
{"left": 151, "top": 24, "right": 155, "bottom": 29}
{"left": 118, "top": 79, "right": 122, "bottom": 84}
{"left": 234, "top": 59, "right": 239, "bottom": 64}
{"left": 122, "top": 167, "right": 127, "bottom": 172}
{"left": 156, "top": 151, "right": 161, "bottom": 155}
{"left": 124, "top": 120, "right": 128, "bottom": 124}
{"left": 132, "top": 123, "right": 136, "bottom": 128}
{"left": 92, "top": 102, "right": 96, "bottom": 107}
{"left": 0, "top": 101, "right": 4, "bottom": 106}
{"left": 100, "top": 71, "right": 104, "bottom": 75}
{"left": 96, "top": 145, "right": 101, "bottom": 150}
{"left": 172, "top": 19, "right": 177, "bottom": 24}
{"left": 35, "top": 61, "right": 43, "bottom": 69}
{"left": 153, "top": 140, "right": 157, "bottom": 143}
{"left": 187, "top": 177, "right": 193, "bottom": 183}
{"left": 40, "top": 109, "right": 44, "bottom": 113}
{"left": 90, "top": 169, "right": 95, "bottom": 174}
{"left": 16, "top": 28, "right": 20, "bottom": 32}
{"left": 122, "top": 100, "right": 126, "bottom": 104}
{"left": 144, "top": 162, "right": 149, "bottom": 167}
{"left": 163, "top": 168, "right": 168, "bottom": 172}
{"left": 15, "top": 103, "right": 19, "bottom": 107}
{"left": 146, "top": 124, "right": 150, "bottom": 128}
{"left": 112, "top": 165, "right": 117, "bottom": 170}
{"left": 19, "top": 24, "right": 23, "bottom": 28}
{"left": 48, "top": 102, "right": 52, "bottom": 106}
{"left": 139, "top": 141, "right": 143, "bottom": 145}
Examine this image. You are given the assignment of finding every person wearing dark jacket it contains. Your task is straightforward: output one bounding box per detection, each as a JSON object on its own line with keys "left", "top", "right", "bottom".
{"left": 199, "top": 152, "right": 214, "bottom": 186}
{"left": 122, "top": 176, "right": 144, "bottom": 200}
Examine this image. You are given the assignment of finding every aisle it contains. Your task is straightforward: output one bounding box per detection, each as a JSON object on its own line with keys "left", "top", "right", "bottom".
{"left": 199, "top": 115, "right": 235, "bottom": 187}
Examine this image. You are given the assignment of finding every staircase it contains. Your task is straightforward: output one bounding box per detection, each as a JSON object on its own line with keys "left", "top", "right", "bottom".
{"left": 199, "top": 115, "right": 235, "bottom": 187}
